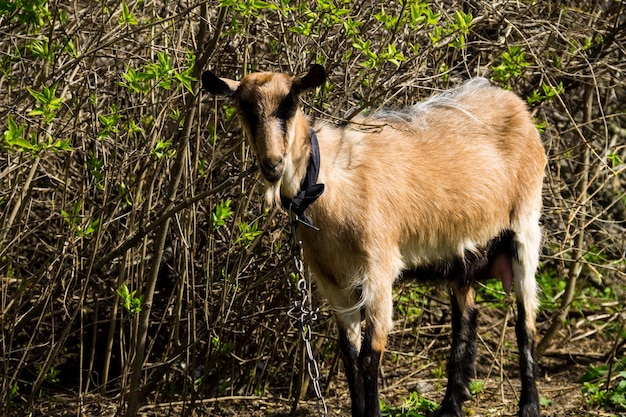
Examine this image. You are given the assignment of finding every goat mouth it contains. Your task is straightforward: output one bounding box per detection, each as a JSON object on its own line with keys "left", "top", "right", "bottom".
{"left": 260, "top": 167, "right": 284, "bottom": 183}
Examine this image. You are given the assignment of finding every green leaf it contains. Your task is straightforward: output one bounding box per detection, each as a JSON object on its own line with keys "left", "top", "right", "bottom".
{"left": 52, "top": 139, "right": 73, "bottom": 152}
{"left": 48, "top": 97, "right": 63, "bottom": 110}
{"left": 9, "top": 136, "right": 35, "bottom": 151}
{"left": 211, "top": 199, "right": 233, "bottom": 230}
{"left": 3, "top": 115, "right": 36, "bottom": 151}
{"left": 175, "top": 71, "right": 196, "bottom": 94}
{"left": 27, "top": 87, "right": 46, "bottom": 104}
{"left": 61, "top": 209, "right": 73, "bottom": 225}
{"left": 581, "top": 363, "right": 609, "bottom": 382}
{"left": 119, "top": 0, "right": 137, "bottom": 25}
{"left": 527, "top": 89, "right": 543, "bottom": 106}
{"left": 28, "top": 108, "right": 45, "bottom": 117}
{"left": 454, "top": 10, "right": 473, "bottom": 33}
{"left": 608, "top": 152, "right": 623, "bottom": 167}
{"left": 6, "top": 114, "right": 21, "bottom": 136}
{"left": 116, "top": 284, "right": 143, "bottom": 315}
{"left": 539, "top": 396, "right": 553, "bottom": 407}
{"left": 236, "top": 221, "right": 263, "bottom": 245}
{"left": 152, "top": 139, "right": 173, "bottom": 159}
{"left": 78, "top": 218, "right": 99, "bottom": 238}
{"left": 426, "top": 9, "right": 440, "bottom": 25}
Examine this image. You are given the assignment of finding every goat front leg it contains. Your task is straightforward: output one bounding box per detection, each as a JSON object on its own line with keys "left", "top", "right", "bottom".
{"left": 337, "top": 309, "right": 365, "bottom": 417}
{"left": 324, "top": 281, "right": 366, "bottom": 417}
{"left": 357, "top": 326, "right": 382, "bottom": 417}
{"left": 359, "top": 274, "right": 394, "bottom": 417}
{"left": 337, "top": 308, "right": 387, "bottom": 417}
{"left": 435, "top": 284, "right": 478, "bottom": 417}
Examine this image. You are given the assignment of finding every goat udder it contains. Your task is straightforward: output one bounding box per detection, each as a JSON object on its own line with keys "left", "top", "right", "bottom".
{"left": 491, "top": 254, "right": 513, "bottom": 293}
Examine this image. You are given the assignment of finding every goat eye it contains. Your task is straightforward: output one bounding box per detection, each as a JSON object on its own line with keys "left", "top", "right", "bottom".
{"left": 234, "top": 106, "right": 259, "bottom": 131}
{"left": 275, "top": 95, "right": 296, "bottom": 120}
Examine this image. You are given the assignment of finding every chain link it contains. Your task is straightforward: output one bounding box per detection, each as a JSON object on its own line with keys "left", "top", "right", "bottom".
{"left": 287, "top": 208, "right": 328, "bottom": 417}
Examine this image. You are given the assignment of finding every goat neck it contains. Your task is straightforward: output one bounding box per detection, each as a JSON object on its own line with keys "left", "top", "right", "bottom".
{"left": 279, "top": 112, "right": 325, "bottom": 227}
{"left": 280, "top": 120, "right": 324, "bottom": 229}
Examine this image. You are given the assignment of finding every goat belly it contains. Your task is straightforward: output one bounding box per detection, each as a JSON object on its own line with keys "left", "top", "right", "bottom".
{"left": 401, "top": 256, "right": 487, "bottom": 284}
{"left": 401, "top": 230, "right": 514, "bottom": 285}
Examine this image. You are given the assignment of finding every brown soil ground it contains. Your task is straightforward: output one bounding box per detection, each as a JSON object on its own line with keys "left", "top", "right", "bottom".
{"left": 162, "top": 356, "right": 601, "bottom": 417}
{"left": 194, "top": 302, "right": 619, "bottom": 417}
{"left": 32, "top": 301, "right": 619, "bottom": 417}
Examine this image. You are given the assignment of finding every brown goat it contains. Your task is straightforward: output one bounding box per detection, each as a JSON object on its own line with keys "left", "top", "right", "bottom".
{"left": 202, "top": 64, "right": 546, "bottom": 417}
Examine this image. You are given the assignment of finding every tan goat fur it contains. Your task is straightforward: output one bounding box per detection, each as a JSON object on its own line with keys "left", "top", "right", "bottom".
{"left": 291, "top": 78, "right": 545, "bottom": 352}
{"left": 202, "top": 66, "right": 546, "bottom": 417}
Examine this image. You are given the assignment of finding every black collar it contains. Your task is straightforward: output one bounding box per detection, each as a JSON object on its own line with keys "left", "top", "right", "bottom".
{"left": 280, "top": 128, "right": 325, "bottom": 230}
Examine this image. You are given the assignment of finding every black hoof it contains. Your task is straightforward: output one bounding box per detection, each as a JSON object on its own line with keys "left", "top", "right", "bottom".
{"left": 519, "top": 402, "right": 541, "bottom": 417}
{"left": 431, "top": 403, "right": 462, "bottom": 417}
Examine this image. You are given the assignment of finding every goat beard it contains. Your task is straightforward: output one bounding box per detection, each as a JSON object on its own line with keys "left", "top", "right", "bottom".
{"left": 263, "top": 178, "right": 282, "bottom": 207}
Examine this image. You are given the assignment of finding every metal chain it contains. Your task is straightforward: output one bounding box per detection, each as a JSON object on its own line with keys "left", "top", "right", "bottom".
{"left": 287, "top": 208, "right": 328, "bottom": 417}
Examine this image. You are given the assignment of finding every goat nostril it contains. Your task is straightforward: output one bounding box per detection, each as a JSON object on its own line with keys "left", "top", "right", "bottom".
{"left": 262, "top": 157, "right": 283, "bottom": 172}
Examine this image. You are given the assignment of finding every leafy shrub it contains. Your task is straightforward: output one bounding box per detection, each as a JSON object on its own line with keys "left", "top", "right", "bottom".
{"left": 0, "top": 1, "right": 624, "bottom": 416}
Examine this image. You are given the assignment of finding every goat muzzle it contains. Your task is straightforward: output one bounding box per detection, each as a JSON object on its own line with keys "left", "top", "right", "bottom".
{"left": 260, "top": 156, "right": 284, "bottom": 182}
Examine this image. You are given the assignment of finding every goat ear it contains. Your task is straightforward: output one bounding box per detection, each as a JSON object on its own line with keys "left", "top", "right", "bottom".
{"left": 202, "top": 70, "right": 240, "bottom": 96}
{"left": 293, "top": 64, "right": 326, "bottom": 93}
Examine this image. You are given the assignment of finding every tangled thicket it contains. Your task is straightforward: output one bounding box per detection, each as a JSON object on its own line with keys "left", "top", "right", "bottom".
{"left": 1, "top": 1, "right": 624, "bottom": 416}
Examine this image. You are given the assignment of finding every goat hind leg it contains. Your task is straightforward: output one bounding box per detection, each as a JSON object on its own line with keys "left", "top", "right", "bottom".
{"left": 513, "top": 224, "right": 542, "bottom": 417}
{"left": 435, "top": 284, "right": 478, "bottom": 417}
{"left": 515, "top": 299, "right": 540, "bottom": 417}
